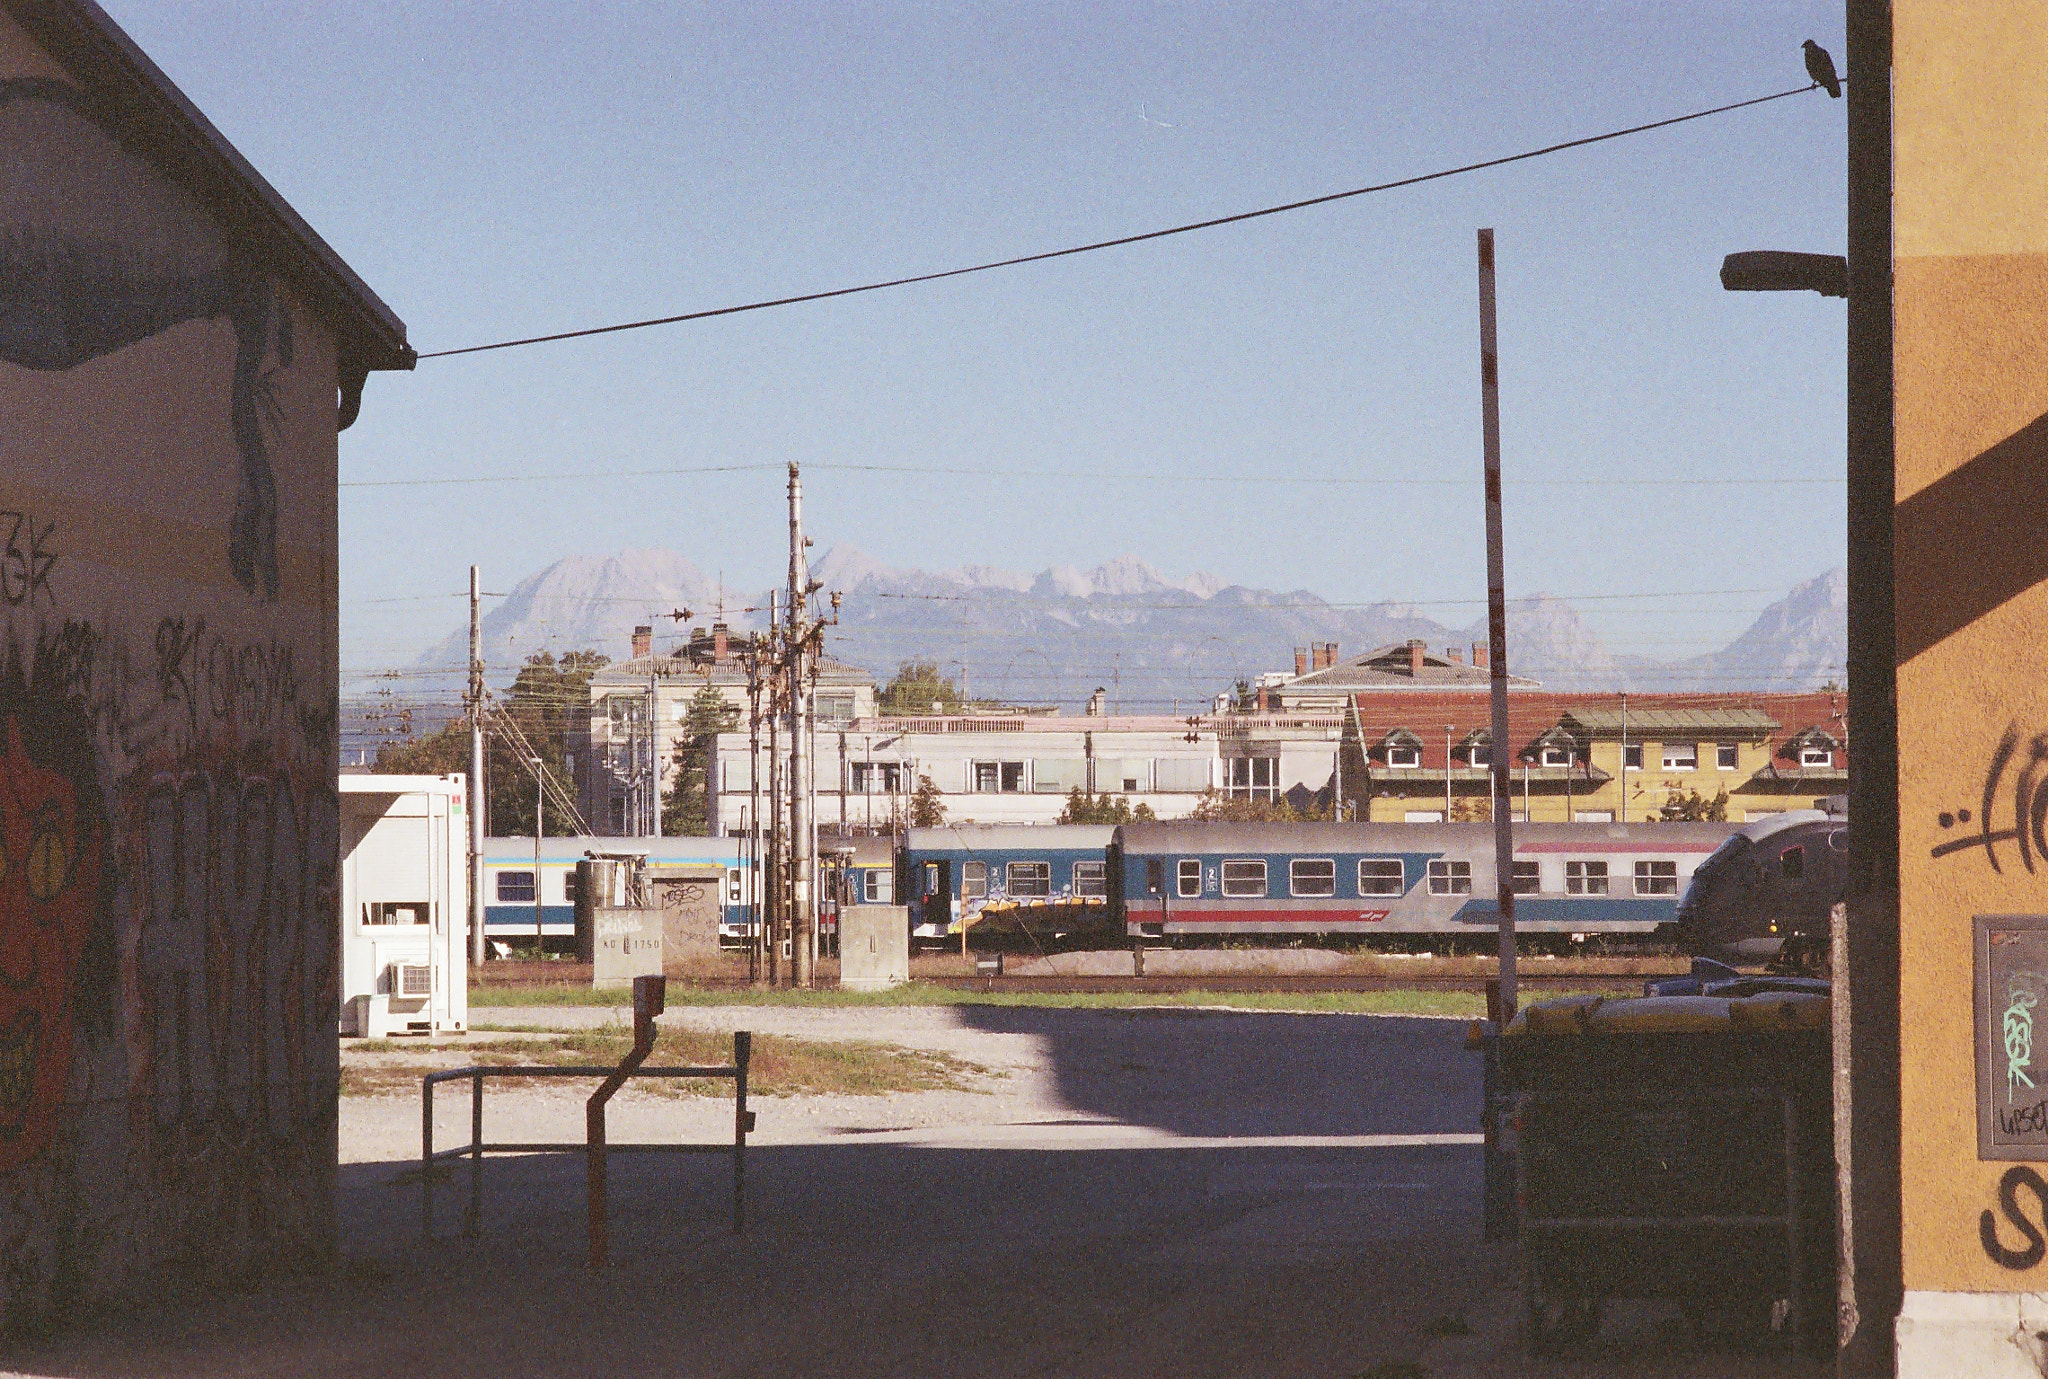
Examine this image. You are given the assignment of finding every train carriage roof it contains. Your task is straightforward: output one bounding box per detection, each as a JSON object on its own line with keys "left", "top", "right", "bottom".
{"left": 1112, "top": 820, "right": 1738, "bottom": 854}
{"left": 906, "top": 825, "right": 1116, "bottom": 853}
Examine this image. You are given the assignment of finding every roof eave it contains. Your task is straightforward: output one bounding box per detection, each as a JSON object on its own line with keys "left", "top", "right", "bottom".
{"left": 7, "top": 0, "right": 413, "bottom": 373}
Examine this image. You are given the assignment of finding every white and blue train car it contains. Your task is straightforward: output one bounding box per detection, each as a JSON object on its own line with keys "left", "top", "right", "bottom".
{"left": 1111, "top": 820, "right": 1736, "bottom": 941}
{"left": 481, "top": 836, "right": 751, "bottom": 949}
{"left": 903, "top": 825, "right": 1119, "bottom": 940}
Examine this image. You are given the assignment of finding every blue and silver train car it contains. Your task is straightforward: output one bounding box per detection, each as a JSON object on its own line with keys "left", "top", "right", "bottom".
{"left": 481, "top": 836, "right": 750, "bottom": 949}
{"left": 1110, "top": 821, "right": 1736, "bottom": 941}
{"left": 903, "top": 825, "right": 1119, "bottom": 940}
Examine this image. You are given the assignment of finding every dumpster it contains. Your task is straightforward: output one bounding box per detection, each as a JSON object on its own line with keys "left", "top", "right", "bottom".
{"left": 1498, "top": 989, "right": 1834, "bottom": 1352}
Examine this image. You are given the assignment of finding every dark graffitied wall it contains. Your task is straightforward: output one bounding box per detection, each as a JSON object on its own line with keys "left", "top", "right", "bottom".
{"left": 0, "top": 11, "right": 343, "bottom": 1328}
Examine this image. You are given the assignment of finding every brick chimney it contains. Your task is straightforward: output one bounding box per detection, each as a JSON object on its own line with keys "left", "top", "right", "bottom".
{"left": 1325, "top": 642, "right": 1339, "bottom": 668}
{"left": 1407, "top": 639, "right": 1425, "bottom": 676}
{"left": 1471, "top": 641, "right": 1488, "bottom": 670}
{"left": 1295, "top": 648, "right": 1309, "bottom": 677}
{"left": 1255, "top": 686, "right": 1270, "bottom": 712}
{"left": 632, "top": 625, "right": 652, "bottom": 660}
{"left": 1446, "top": 647, "right": 1463, "bottom": 665}
{"left": 712, "top": 622, "right": 730, "bottom": 663}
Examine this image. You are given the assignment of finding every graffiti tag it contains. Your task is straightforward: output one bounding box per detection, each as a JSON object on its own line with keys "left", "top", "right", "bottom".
{"left": 1983, "top": 1165, "right": 2048, "bottom": 1270}
{"left": 0, "top": 512, "right": 56, "bottom": 608}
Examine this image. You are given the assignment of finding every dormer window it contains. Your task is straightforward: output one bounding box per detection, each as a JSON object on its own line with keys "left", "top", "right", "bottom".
{"left": 1386, "top": 743, "right": 1420, "bottom": 768}
{"left": 1785, "top": 727, "right": 1842, "bottom": 771}
{"left": 1467, "top": 743, "right": 1490, "bottom": 767}
{"left": 1800, "top": 745, "right": 1832, "bottom": 768}
{"left": 1540, "top": 746, "right": 1573, "bottom": 768}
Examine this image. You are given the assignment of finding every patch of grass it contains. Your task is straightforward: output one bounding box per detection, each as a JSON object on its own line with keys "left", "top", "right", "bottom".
{"left": 341, "top": 1027, "right": 992, "bottom": 1099}
{"left": 467, "top": 981, "right": 1489, "bottom": 1018}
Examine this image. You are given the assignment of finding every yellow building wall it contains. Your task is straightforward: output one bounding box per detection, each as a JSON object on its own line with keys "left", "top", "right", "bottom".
{"left": 1894, "top": 0, "right": 2048, "bottom": 1296}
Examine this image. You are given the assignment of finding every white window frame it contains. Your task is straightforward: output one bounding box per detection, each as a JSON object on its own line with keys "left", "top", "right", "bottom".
{"left": 1072, "top": 860, "right": 1107, "bottom": 897}
{"left": 1358, "top": 858, "right": 1405, "bottom": 896}
{"left": 1223, "top": 757, "right": 1279, "bottom": 800}
{"left": 1467, "top": 743, "right": 1491, "bottom": 767}
{"left": 1006, "top": 861, "right": 1051, "bottom": 896}
{"left": 1662, "top": 743, "right": 1698, "bottom": 771}
{"left": 1540, "top": 744, "right": 1573, "bottom": 768}
{"left": 1800, "top": 746, "right": 1833, "bottom": 768}
{"left": 863, "top": 869, "right": 895, "bottom": 903}
{"left": 1385, "top": 743, "right": 1420, "bottom": 769}
{"left": 1633, "top": 859, "right": 1677, "bottom": 896}
{"left": 1177, "top": 859, "right": 1202, "bottom": 898}
{"left": 1717, "top": 742, "right": 1739, "bottom": 770}
{"left": 1427, "top": 859, "right": 1472, "bottom": 895}
{"left": 1565, "top": 860, "right": 1609, "bottom": 896}
{"left": 1289, "top": 858, "right": 1336, "bottom": 897}
{"left": 1623, "top": 743, "right": 1643, "bottom": 771}
{"left": 1220, "top": 859, "right": 1268, "bottom": 897}
{"left": 961, "top": 861, "right": 988, "bottom": 899}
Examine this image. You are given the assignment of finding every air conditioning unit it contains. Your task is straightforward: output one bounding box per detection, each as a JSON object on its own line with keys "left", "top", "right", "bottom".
{"left": 392, "top": 963, "right": 433, "bottom": 999}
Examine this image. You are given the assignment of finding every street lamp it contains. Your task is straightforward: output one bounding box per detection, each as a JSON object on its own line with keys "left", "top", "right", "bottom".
{"left": 1719, "top": 250, "right": 1848, "bottom": 298}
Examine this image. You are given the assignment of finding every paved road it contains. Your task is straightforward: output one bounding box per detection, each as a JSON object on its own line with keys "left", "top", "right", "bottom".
{"left": 12, "top": 1008, "right": 1493, "bottom": 1378}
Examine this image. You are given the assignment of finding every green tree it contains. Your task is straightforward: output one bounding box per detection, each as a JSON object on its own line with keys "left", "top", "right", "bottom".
{"left": 662, "top": 681, "right": 741, "bottom": 835}
{"left": 1056, "top": 790, "right": 1158, "bottom": 825}
{"left": 1659, "top": 787, "right": 1730, "bottom": 822}
{"left": 910, "top": 773, "right": 947, "bottom": 827}
{"left": 1188, "top": 789, "right": 1300, "bottom": 823}
{"left": 376, "top": 648, "right": 608, "bottom": 836}
{"left": 880, "top": 660, "right": 963, "bottom": 715}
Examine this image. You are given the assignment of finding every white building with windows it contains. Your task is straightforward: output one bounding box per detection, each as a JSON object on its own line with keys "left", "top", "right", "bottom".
{"left": 707, "top": 710, "right": 1351, "bottom": 834}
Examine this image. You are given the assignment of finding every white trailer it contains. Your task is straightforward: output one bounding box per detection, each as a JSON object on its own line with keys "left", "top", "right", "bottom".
{"left": 339, "top": 774, "right": 468, "bottom": 1036}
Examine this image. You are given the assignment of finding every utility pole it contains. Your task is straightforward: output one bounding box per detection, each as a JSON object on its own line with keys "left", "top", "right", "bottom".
{"left": 787, "top": 463, "right": 815, "bottom": 989}
{"left": 530, "top": 755, "right": 544, "bottom": 957}
{"left": 468, "top": 564, "right": 486, "bottom": 967}
{"left": 1477, "top": 227, "right": 1517, "bottom": 1017}
{"left": 765, "top": 592, "right": 782, "bottom": 986}
{"left": 1619, "top": 691, "right": 1629, "bottom": 823}
{"left": 646, "top": 633, "right": 660, "bottom": 837}
{"left": 746, "top": 644, "right": 764, "bottom": 985}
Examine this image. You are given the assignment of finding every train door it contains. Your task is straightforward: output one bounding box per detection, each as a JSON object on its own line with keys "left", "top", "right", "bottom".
{"left": 923, "top": 860, "right": 952, "bottom": 934}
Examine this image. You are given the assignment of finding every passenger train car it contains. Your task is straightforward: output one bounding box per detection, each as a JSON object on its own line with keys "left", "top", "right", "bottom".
{"left": 1673, "top": 810, "right": 1848, "bottom": 965}
{"left": 904, "top": 826, "right": 1118, "bottom": 941}
{"left": 1112, "top": 820, "right": 1736, "bottom": 941}
{"left": 481, "top": 836, "right": 750, "bottom": 950}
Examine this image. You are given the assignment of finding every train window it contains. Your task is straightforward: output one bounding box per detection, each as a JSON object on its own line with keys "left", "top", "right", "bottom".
{"left": 1565, "top": 861, "right": 1608, "bottom": 895}
{"left": 1512, "top": 860, "right": 1541, "bottom": 894}
{"left": 1634, "top": 860, "right": 1677, "bottom": 895}
{"left": 1072, "top": 861, "right": 1107, "bottom": 897}
{"left": 496, "top": 871, "right": 536, "bottom": 903}
{"left": 563, "top": 872, "right": 579, "bottom": 904}
{"left": 1428, "top": 860, "right": 1471, "bottom": 895}
{"left": 1779, "top": 846, "right": 1805, "bottom": 880}
{"left": 1221, "top": 860, "right": 1267, "bottom": 897}
{"left": 962, "top": 862, "right": 988, "bottom": 899}
{"left": 1007, "top": 861, "right": 1051, "bottom": 897}
{"left": 729, "top": 869, "right": 744, "bottom": 903}
{"left": 1145, "top": 859, "right": 1163, "bottom": 896}
{"left": 864, "top": 869, "right": 895, "bottom": 903}
{"left": 1358, "top": 859, "right": 1405, "bottom": 895}
{"left": 1290, "top": 859, "right": 1335, "bottom": 897}
{"left": 1717, "top": 742, "right": 1740, "bottom": 770}
{"left": 1177, "top": 859, "right": 1202, "bottom": 897}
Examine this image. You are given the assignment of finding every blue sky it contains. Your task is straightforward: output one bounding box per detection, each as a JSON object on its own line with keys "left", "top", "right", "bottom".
{"left": 103, "top": 2, "right": 1848, "bottom": 677}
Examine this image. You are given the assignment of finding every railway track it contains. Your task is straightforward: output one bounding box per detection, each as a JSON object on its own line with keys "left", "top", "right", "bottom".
{"left": 920, "top": 971, "right": 1656, "bottom": 996}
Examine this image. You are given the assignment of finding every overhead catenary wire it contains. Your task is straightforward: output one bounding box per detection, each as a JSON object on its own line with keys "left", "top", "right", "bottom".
{"left": 416, "top": 81, "right": 1831, "bottom": 362}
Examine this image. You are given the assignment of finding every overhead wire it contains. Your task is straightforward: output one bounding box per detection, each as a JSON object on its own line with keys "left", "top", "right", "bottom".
{"left": 417, "top": 81, "right": 1828, "bottom": 361}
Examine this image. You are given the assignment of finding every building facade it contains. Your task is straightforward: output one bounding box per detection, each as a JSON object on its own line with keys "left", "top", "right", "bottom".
{"left": 0, "top": 0, "right": 409, "bottom": 1326}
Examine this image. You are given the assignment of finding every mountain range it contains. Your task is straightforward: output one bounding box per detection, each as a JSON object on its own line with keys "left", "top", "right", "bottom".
{"left": 406, "top": 550, "right": 1846, "bottom": 709}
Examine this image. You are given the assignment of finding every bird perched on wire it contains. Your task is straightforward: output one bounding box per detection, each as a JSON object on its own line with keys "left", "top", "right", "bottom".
{"left": 1803, "top": 39, "right": 1841, "bottom": 98}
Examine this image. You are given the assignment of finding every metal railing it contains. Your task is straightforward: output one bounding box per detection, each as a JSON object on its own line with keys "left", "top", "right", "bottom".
{"left": 419, "top": 976, "right": 752, "bottom": 1267}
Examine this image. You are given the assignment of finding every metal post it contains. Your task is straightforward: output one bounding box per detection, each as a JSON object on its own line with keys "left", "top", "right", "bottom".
{"left": 421, "top": 1077, "right": 435, "bottom": 1241}
{"left": 588, "top": 974, "right": 664, "bottom": 1269}
{"left": 531, "top": 757, "right": 544, "bottom": 957}
{"left": 468, "top": 1070, "right": 483, "bottom": 1238}
{"left": 1619, "top": 692, "right": 1629, "bottom": 823}
{"left": 747, "top": 655, "right": 763, "bottom": 985}
{"left": 733, "top": 1031, "right": 751, "bottom": 1234}
{"left": 468, "top": 564, "right": 486, "bottom": 967}
{"left": 1445, "top": 724, "right": 1454, "bottom": 820}
{"left": 647, "top": 636, "right": 660, "bottom": 837}
{"left": 1477, "top": 227, "right": 1517, "bottom": 1019}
